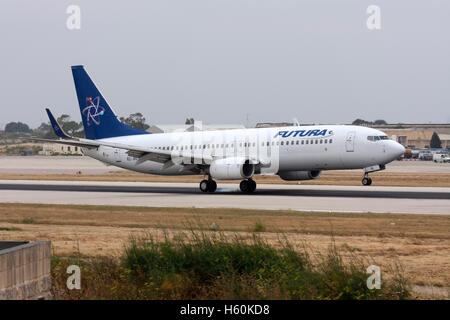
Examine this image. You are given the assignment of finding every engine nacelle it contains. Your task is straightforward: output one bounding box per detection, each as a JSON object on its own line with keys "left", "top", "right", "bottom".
{"left": 209, "top": 158, "right": 255, "bottom": 180}
{"left": 278, "top": 170, "right": 321, "bottom": 181}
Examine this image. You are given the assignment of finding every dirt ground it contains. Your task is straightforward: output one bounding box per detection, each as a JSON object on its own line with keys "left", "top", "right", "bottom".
{"left": 0, "top": 170, "right": 449, "bottom": 187}
{"left": 0, "top": 203, "right": 449, "bottom": 298}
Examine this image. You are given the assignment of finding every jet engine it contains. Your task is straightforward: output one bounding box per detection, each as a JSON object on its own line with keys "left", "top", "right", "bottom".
{"left": 209, "top": 158, "right": 255, "bottom": 180}
{"left": 278, "top": 170, "right": 321, "bottom": 181}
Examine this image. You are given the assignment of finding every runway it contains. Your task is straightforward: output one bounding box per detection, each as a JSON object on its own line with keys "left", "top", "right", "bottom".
{"left": 1, "top": 180, "right": 449, "bottom": 214}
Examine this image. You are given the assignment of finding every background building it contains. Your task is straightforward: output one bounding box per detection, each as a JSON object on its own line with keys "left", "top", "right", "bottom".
{"left": 40, "top": 143, "right": 83, "bottom": 156}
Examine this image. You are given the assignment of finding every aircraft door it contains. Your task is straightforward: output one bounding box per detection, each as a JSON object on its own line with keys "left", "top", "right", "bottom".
{"left": 345, "top": 131, "right": 355, "bottom": 152}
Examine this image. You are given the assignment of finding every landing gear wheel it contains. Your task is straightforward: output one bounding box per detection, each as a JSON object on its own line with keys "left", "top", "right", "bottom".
{"left": 240, "top": 179, "right": 256, "bottom": 193}
{"left": 200, "top": 179, "right": 217, "bottom": 193}
{"left": 248, "top": 179, "right": 256, "bottom": 192}
{"left": 362, "top": 177, "right": 372, "bottom": 186}
{"left": 207, "top": 180, "right": 217, "bottom": 193}
{"left": 200, "top": 180, "right": 209, "bottom": 192}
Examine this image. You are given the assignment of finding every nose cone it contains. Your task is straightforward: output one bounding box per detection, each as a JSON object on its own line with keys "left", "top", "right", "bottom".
{"left": 388, "top": 141, "right": 405, "bottom": 160}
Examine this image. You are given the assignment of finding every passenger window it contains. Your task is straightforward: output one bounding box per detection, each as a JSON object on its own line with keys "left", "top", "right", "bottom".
{"left": 301, "top": 140, "right": 304, "bottom": 145}
{"left": 329, "top": 139, "right": 333, "bottom": 143}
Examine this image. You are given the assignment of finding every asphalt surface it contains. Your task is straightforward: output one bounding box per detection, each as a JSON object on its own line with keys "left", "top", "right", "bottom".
{"left": 0, "top": 181, "right": 449, "bottom": 214}
{"left": 0, "top": 182, "right": 449, "bottom": 200}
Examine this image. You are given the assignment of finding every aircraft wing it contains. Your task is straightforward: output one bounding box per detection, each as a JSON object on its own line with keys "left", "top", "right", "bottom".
{"left": 34, "top": 108, "right": 213, "bottom": 167}
{"left": 31, "top": 136, "right": 173, "bottom": 164}
{"left": 32, "top": 108, "right": 174, "bottom": 164}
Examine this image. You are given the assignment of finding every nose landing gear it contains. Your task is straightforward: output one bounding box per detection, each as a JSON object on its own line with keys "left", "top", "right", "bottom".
{"left": 362, "top": 174, "right": 372, "bottom": 186}
{"left": 240, "top": 178, "right": 256, "bottom": 193}
{"left": 361, "top": 164, "right": 385, "bottom": 186}
{"left": 200, "top": 178, "right": 217, "bottom": 192}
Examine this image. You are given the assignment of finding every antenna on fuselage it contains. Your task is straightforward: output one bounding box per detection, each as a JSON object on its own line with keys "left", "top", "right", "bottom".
{"left": 293, "top": 118, "right": 300, "bottom": 126}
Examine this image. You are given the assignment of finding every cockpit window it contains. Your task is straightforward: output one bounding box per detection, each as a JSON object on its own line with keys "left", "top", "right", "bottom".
{"left": 367, "top": 135, "right": 389, "bottom": 141}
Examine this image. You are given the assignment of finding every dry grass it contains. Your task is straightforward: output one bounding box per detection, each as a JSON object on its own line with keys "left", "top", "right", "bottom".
{"left": 0, "top": 203, "right": 449, "bottom": 293}
{"left": 0, "top": 170, "right": 449, "bottom": 187}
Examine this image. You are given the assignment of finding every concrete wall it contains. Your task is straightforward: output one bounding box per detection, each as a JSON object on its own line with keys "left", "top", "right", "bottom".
{"left": 0, "top": 241, "right": 51, "bottom": 300}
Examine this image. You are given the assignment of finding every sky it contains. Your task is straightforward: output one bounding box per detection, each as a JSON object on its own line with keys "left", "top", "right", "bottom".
{"left": 0, "top": 0, "right": 449, "bottom": 129}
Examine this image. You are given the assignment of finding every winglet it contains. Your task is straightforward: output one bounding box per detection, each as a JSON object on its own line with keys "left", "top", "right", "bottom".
{"left": 45, "top": 108, "right": 71, "bottom": 139}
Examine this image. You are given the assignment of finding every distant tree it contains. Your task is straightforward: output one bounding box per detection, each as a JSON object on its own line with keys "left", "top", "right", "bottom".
{"left": 430, "top": 132, "right": 442, "bottom": 148}
{"left": 120, "top": 112, "right": 149, "bottom": 131}
{"left": 352, "top": 119, "right": 387, "bottom": 126}
{"left": 185, "top": 118, "right": 195, "bottom": 125}
{"left": 4, "top": 122, "right": 31, "bottom": 133}
{"left": 57, "top": 114, "right": 84, "bottom": 137}
{"left": 36, "top": 122, "right": 50, "bottom": 132}
{"left": 373, "top": 119, "right": 387, "bottom": 125}
{"left": 352, "top": 119, "right": 369, "bottom": 126}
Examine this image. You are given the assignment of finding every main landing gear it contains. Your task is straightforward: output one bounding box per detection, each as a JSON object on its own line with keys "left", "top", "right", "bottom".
{"left": 199, "top": 178, "right": 257, "bottom": 193}
{"left": 362, "top": 173, "right": 372, "bottom": 186}
{"left": 200, "top": 178, "right": 217, "bottom": 193}
{"left": 239, "top": 179, "right": 256, "bottom": 193}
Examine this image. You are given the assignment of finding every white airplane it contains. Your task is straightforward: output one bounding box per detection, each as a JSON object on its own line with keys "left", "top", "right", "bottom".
{"left": 39, "top": 65, "right": 405, "bottom": 193}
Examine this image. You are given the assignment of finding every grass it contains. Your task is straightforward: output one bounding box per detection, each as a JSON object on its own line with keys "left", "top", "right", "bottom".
{"left": 0, "top": 226, "right": 22, "bottom": 231}
{"left": 252, "top": 221, "right": 266, "bottom": 232}
{"left": 21, "top": 217, "right": 36, "bottom": 224}
{"left": 2, "top": 203, "right": 448, "bottom": 292}
{"left": 51, "top": 230, "right": 410, "bottom": 300}
{"left": 1, "top": 203, "right": 448, "bottom": 240}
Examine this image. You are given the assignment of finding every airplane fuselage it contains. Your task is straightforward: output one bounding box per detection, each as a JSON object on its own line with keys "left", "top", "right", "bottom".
{"left": 83, "top": 124, "right": 404, "bottom": 176}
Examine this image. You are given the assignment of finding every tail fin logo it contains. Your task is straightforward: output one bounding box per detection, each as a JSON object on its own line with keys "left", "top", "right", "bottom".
{"left": 82, "top": 96, "right": 105, "bottom": 126}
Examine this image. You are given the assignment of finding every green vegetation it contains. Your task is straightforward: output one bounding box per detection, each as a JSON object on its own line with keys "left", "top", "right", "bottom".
{"left": 430, "top": 132, "right": 442, "bottom": 148}
{"left": 51, "top": 230, "right": 409, "bottom": 300}
{"left": 119, "top": 112, "right": 150, "bottom": 131}
{"left": 252, "top": 221, "right": 266, "bottom": 232}
{"left": 21, "top": 217, "right": 36, "bottom": 224}
{"left": 4, "top": 122, "right": 32, "bottom": 133}
{"left": 0, "top": 226, "right": 22, "bottom": 231}
{"left": 352, "top": 119, "right": 387, "bottom": 126}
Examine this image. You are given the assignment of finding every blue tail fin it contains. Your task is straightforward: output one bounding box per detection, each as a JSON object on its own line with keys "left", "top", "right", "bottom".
{"left": 71, "top": 65, "right": 150, "bottom": 140}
